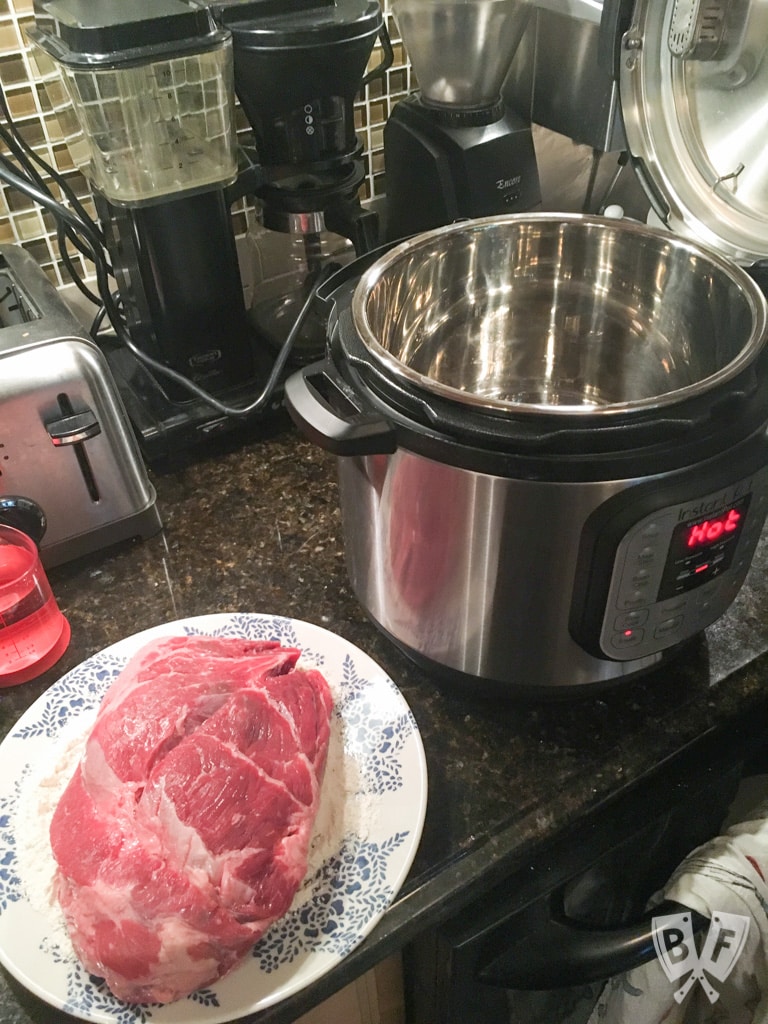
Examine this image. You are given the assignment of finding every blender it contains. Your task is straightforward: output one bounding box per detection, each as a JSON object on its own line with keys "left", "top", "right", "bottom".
{"left": 383, "top": 0, "right": 541, "bottom": 241}
{"left": 212, "top": 0, "right": 392, "bottom": 363}
{"left": 28, "top": 0, "right": 273, "bottom": 459}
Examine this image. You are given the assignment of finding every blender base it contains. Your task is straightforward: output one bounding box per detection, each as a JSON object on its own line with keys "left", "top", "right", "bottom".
{"left": 102, "top": 339, "right": 287, "bottom": 461}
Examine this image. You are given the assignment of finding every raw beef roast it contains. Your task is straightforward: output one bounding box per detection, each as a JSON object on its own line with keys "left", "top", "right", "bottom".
{"left": 49, "top": 635, "right": 333, "bottom": 1004}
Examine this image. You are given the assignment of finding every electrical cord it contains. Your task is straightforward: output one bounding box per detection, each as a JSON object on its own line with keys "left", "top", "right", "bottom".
{"left": 0, "top": 156, "right": 323, "bottom": 419}
{"left": 54, "top": 220, "right": 104, "bottom": 307}
{"left": 0, "top": 140, "right": 105, "bottom": 306}
{"left": 0, "top": 159, "right": 102, "bottom": 249}
{"left": 0, "top": 96, "right": 109, "bottom": 304}
{"left": 0, "top": 84, "right": 104, "bottom": 245}
{"left": 99, "top": 260, "right": 338, "bottom": 419}
{"left": 89, "top": 299, "right": 110, "bottom": 338}
{"left": 0, "top": 79, "right": 327, "bottom": 420}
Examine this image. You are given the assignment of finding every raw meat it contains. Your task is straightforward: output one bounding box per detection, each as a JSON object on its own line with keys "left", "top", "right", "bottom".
{"left": 49, "top": 635, "right": 333, "bottom": 1005}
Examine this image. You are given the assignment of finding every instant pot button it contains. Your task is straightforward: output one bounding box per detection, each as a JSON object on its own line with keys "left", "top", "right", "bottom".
{"left": 695, "top": 579, "right": 722, "bottom": 604}
{"left": 636, "top": 545, "right": 657, "bottom": 563}
{"left": 632, "top": 569, "right": 652, "bottom": 587}
{"left": 654, "top": 615, "right": 684, "bottom": 639}
{"left": 733, "top": 556, "right": 749, "bottom": 574}
{"left": 614, "top": 609, "right": 649, "bottom": 630}
{"left": 695, "top": 580, "right": 724, "bottom": 615}
{"left": 640, "top": 523, "right": 661, "bottom": 540}
{"left": 618, "top": 590, "right": 647, "bottom": 610}
{"left": 610, "top": 628, "right": 645, "bottom": 650}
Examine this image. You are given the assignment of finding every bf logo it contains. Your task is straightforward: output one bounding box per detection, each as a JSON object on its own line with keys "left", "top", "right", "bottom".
{"left": 652, "top": 911, "right": 750, "bottom": 1004}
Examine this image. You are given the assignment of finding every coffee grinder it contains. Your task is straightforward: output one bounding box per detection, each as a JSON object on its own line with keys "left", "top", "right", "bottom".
{"left": 212, "top": 0, "right": 392, "bottom": 362}
{"left": 28, "top": 0, "right": 285, "bottom": 460}
{"left": 383, "top": 0, "right": 541, "bottom": 241}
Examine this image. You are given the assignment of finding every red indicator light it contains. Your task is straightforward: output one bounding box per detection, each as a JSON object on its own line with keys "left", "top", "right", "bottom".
{"left": 624, "top": 629, "right": 633, "bottom": 637}
{"left": 695, "top": 564, "right": 709, "bottom": 574}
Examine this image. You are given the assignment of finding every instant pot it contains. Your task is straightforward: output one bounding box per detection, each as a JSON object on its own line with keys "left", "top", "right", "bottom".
{"left": 285, "top": 214, "right": 768, "bottom": 695}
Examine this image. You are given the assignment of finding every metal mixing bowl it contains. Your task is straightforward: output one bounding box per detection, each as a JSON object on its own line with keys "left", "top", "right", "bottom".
{"left": 351, "top": 214, "right": 768, "bottom": 415}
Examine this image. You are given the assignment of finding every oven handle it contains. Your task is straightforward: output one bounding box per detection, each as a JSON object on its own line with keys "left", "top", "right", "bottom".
{"left": 477, "top": 899, "right": 708, "bottom": 989}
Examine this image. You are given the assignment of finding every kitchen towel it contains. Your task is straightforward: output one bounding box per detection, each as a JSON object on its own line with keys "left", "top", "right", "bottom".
{"left": 587, "top": 790, "right": 768, "bottom": 1024}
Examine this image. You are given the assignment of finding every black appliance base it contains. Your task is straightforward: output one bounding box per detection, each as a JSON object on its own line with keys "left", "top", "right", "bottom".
{"left": 366, "top": 613, "right": 692, "bottom": 702}
{"left": 102, "top": 341, "right": 286, "bottom": 461}
{"left": 383, "top": 94, "right": 542, "bottom": 242}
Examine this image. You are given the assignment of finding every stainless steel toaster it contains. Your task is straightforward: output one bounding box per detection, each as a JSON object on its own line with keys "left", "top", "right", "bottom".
{"left": 0, "top": 243, "right": 161, "bottom": 567}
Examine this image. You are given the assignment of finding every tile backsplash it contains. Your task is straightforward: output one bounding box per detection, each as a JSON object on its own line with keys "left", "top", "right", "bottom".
{"left": 0, "top": 0, "right": 410, "bottom": 292}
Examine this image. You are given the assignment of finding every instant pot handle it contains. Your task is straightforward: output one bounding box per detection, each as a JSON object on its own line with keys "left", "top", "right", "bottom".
{"left": 284, "top": 361, "right": 397, "bottom": 456}
{"left": 477, "top": 898, "right": 707, "bottom": 989}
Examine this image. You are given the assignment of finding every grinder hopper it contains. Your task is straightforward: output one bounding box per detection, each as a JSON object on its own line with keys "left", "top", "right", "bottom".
{"left": 383, "top": 0, "right": 540, "bottom": 240}
{"left": 393, "top": 0, "right": 532, "bottom": 111}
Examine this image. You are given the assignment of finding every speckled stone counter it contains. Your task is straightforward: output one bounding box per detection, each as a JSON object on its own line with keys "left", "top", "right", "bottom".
{"left": 2, "top": 419, "right": 768, "bottom": 1024}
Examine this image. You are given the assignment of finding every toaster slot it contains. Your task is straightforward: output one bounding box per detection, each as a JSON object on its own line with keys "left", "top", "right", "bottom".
{"left": 45, "top": 393, "right": 101, "bottom": 503}
{"left": 0, "top": 264, "right": 38, "bottom": 326}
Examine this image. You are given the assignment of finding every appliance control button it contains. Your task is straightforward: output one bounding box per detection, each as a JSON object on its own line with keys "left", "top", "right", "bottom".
{"left": 618, "top": 590, "right": 647, "bottom": 609}
{"left": 632, "top": 569, "right": 652, "bottom": 586}
{"left": 640, "top": 523, "right": 661, "bottom": 540}
{"left": 695, "top": 579, "right": 722, "bottom": 603}
{"left": 45, "top": 408, "right": 101, "bottom": 446}
{"left": 636, "top": 545, "right": 657, "bottom": 563}
{"left": 654, "top": 615, "right": 684, "bottom": 638}
{"left": 659, "top": 596, "right": 687, "bottom": 613}
{"left": 696, "top": 583, "right": 729, "bottom": 615}
{"left": 611, "top": 629, "right": 645, "bottom": 649}
{"left": 614, "top": 609, "right": 649, "bottom": 630}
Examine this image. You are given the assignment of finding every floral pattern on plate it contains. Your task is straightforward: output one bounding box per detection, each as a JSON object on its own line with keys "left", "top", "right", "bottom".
{"left": 0, "top": 613, "right": 427, "bottom": 1024}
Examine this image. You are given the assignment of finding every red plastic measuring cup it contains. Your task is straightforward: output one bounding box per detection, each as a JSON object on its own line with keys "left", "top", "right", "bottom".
{"left": 0, "top": 524, "right": 70, "bottom": 686}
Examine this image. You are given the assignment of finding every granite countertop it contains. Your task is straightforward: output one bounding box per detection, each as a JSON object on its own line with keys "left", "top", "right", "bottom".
{"left": 2, "top": 418, "right": 768, "bottom": 1023}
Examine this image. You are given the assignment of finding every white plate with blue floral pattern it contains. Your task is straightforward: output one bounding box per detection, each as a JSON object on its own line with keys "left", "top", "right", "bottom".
{"left": 0, "top": 613, "right": 428, "bottom": 1024}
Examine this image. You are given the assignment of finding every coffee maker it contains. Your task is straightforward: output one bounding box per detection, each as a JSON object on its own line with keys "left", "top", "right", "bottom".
{"left": 29, "top": 0, "right": 389, "bottom": 458}
{"left": 213, "top": 0, "right": 392, "bottom": 362}
{"left": 384, "top": 0, "right": 541, "bottom": 241}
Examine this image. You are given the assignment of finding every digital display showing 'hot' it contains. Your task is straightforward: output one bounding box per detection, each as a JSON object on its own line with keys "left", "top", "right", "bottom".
{"left": 657, "top": 494, "right": 751, "bottom": 601}
{"left": 685, "top": 507, "right": 742, "bottom": 549}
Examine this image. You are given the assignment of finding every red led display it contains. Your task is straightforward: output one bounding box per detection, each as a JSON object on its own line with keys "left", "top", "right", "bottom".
{"left": 686, "top": 507, "right": 742, "bottom": 549}
{"left": 657, "top": 493, "right": 751, "bottom": 601}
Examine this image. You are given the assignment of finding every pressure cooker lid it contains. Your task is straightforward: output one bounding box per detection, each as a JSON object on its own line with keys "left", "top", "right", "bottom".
{"left": 618, "top": 0, "right": 768, "bottom": 266}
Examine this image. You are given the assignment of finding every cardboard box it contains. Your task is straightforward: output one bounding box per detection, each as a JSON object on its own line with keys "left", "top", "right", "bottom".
{"left": 295, "top": 953, "right": 405, "bottom": 1024}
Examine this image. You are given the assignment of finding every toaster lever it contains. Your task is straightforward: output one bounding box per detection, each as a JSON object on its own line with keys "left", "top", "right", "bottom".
{"left": 46, "top": 410, "right": 101, "bottom": 446}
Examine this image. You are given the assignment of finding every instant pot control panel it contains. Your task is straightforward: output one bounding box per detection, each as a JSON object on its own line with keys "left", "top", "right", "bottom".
{"left": 571, "top": 463, "right": 768, "bottom": 662}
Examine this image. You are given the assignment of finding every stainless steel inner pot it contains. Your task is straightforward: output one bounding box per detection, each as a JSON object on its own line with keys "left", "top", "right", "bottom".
{"left": 351, "top": 214, "right": 768, "bottom": 414}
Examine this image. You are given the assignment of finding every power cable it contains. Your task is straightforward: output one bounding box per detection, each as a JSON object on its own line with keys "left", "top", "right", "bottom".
{"left": 0, "top": 78, "right": 322, "bottom": 420}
